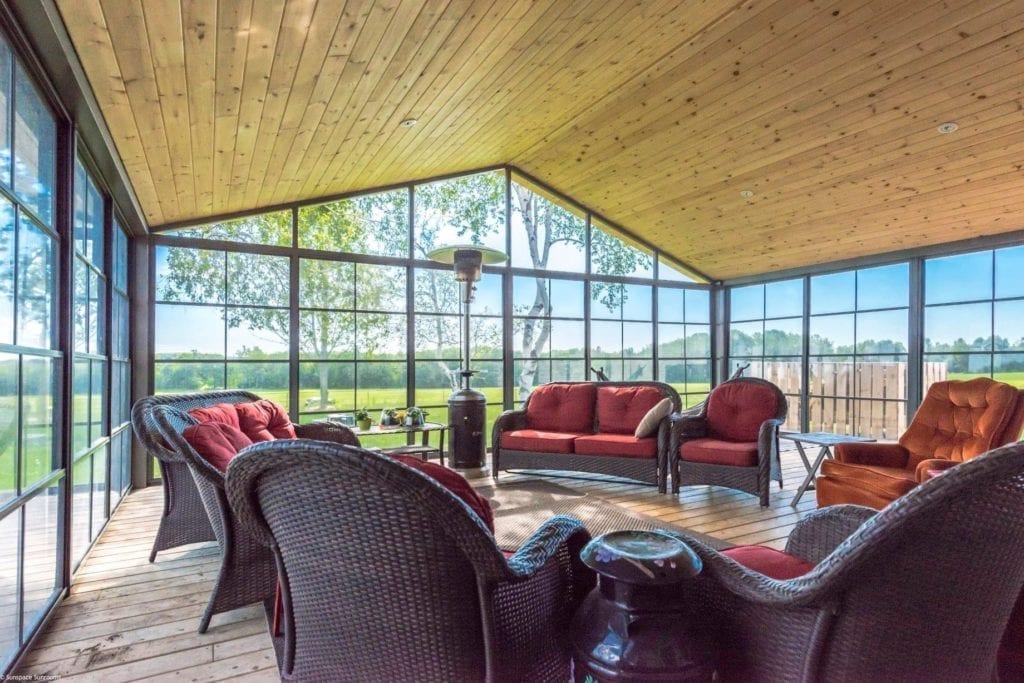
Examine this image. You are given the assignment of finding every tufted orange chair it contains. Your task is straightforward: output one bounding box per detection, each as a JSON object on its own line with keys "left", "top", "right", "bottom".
{"left": 816, "top": 377, "right": 1024, "bottom": 510}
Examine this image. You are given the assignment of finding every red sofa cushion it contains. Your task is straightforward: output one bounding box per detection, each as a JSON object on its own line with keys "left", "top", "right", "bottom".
{"left": 183, "top": 422, "right": 253, "bottom": 472}
{"left": 596, "top": 386, "right": 666, "bottom": 434}
{"left": 680, "top": 438, "right": 759, "bottom": 467}
{"left": 391, "top": 455, "right": 494, "bottom": 532}
{"left": 706, "top": 381, "right": 780, "bottom": 442}
{"left": 723, "top": 545, "right": 813, "bottom": 580}
{"left": 188, "top": 403, "right": 241, "bottom": 430}
{"left": 236, "top": 400, "right": 297, "bottom": 442}
{"left": 501, "top": 430, "right": 585, "bottom": 454}
{"left": 525, "top": 383, "right": 597, "bottom": 433}
{"left": 573, "top": 434, "right": 658, "bottom": 459}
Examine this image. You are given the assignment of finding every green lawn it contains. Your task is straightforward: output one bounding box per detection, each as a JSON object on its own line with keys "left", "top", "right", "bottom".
{"left": 949, "top": 372, "right": 1024, "bottom": 388}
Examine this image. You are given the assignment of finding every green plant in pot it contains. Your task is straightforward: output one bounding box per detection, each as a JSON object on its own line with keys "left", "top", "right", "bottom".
{"left": 380, "top": 408, "right": 398, "bottom": 426}
{"left": 354, "top": 408, "right": 372, "bottom": 431}
{"left": 405, "top": 406, "right": 426, "bottom": 426}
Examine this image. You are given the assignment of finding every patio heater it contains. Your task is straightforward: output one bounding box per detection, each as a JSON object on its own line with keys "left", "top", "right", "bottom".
{"left": 426, "top": 245, "right": 507, "bottom": 470}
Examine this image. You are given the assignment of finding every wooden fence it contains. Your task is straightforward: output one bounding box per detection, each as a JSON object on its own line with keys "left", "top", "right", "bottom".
{"left": 752, "top": 361, "right": 947, "bottom": 439}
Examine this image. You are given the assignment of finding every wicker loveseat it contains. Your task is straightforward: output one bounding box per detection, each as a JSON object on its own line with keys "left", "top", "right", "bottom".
{"left": 225, "top": 440, "right": 594, "bottom": 681}
{"left": 131, "top": 390, "right": 358, "bottom": 632}
{"left": 492, "top": 381, "right": 680, "bottom": 492}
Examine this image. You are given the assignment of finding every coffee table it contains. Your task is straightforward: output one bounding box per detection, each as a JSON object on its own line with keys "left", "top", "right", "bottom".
{"left": 782, "top": 431, "right": 876, "bottom": 506}
{"left": 346, "top": 421, "right": 448, "bottom": 466}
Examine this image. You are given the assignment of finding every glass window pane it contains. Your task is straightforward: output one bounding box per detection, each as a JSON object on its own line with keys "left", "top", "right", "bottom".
{"left": 658, "top": 323, "right": 685, "bottom": 357}
{"left": 155, "top": 246, "right": 224, "bottom": 304}
{"left": 474, "top": 273, "right": 503, "bottom": 316}
{"left": 154, "top": 362, "right": 224, "bottom": 393}
{"left": 590, "top": 320, "right": 622, "bottom": 357}
{"left": 0, "top": 40, "right": 10, "bottom": 188}
{"left": 299, "top": 310, "right": 353, "bottom": 360}
{"left": 471, "top": 317, "right": 502, "bottom": 358}
{"left": 299, "top": 362, "right": 354, "bottom": 413}
{"left": 0, "top": 353, "right": 15, "bottom": 505}
{"left": 994, "top": 354, "right": 1024, "bottom": 388}
{"left": 684, "top": 289, "right": 710, "bottom": 324}
{"left": 996, "top": 301, "right": 1024, "bottom": 352}
{"left": 621, "top": 284, "right": 651, "bottom": 321}
{"left": 86, "top": 180, "right": 104, "bottom": 267}
{"left": 166, "top": 210, "right": 292, "bottom": 246}
{"left": 549, "top": 319, "right": 584, "bottom": 356}
{"left": 0, "top": 201, "right": 13, "bottom": 345}
{"left": 925, "top": 251, "right": 993, "bottom": 304}
{"left": 811, "top": 271, "right": 855, "bottom": 314}
{"left": 730, "top": 285, "right": 763, "bottom": 321}
{"left": 356, "top": 313, "right": 405, "bottom": 360}
{"left": 13, "top": 64, "right": 55, "bottom": 226}
{"left": 356, "top": 264, "right": 406, "bottom": 312}
{"left": 415, "top": 314, "right": 460, "bottom": 359}
{"left": 658, "top": 255, "right": 695, "bottom": 282}
{"left": 73, "top": 258, "right": 87, "bottom": 353}
{"left": 923, "top": 353, "right": 983, "bottom": 386}
{"left": 227, "top": 253, "right": 289, "bottom": 307}
{"left": 686, "top": 324, "right": 711, "bottom": 358}
{"left": 591, "top": 220, "right": 653, "bottom": 278}
{"left": 510, "top": 177, "right": 584, "bottom": 272}
{"left": 550, "top": 279, "right": 583, "bottom": 318}
{"left": 415, "top": 363, "right": 457, "bottom": 406}
{"left": 625, "top": 358, "right": 653, "bottom": 381}
{"left": 155, "top": 304, "right": 225, "bottom": 358}
{"left": 473, "top": 360, "right": 503, "bottom": 405}
{"left": 658, "top": 289, "right": 684, "bottom": 323}
{"left": 857, "top": 309, "right": 908, "bottom": 353}
{"left": 730, "top": 320, "right": 762, "bottom": 357}
{"left": 355, "top": 363, "right": 407, "bottom": 410}
{"left": 0, "top": 511, "right": 18, "bottom": 660}
{"left": 765, "top": 279, "right": 803, "bottom": 318}
{"left": 996, "top": 246, "right": 1024, "bottom": 300}
{"left": 22, "top": 356, "right": 55, "bottom": 488}
{"left": 113, "top": 222, "right": 128, "bottom": 292}
{"left": 416, "top": 171, "right": 505, "bottom": 259}
{"left": 765, "top": 317, "right": 802, "bottom": 356}
{"left": 89, "top": 269, "right": 104, "bottom": 354}
{"left": 590, "top": 282, "right": 622, "bottom": 319}
{"left": 227, "top": 363, "right": 290, "bottom": 412}
{"left": 925, "top": 303, "right": 991, "bottom": 352}
{"left": 810, "top": 313, "right": 855, "bottom": 355}
{"left": 71, "top": 453, "right": 91, "bottom": 568}
{"left": 300, "top": 259, "right": 354, "bottom": 310}
{"left": 17, "top": 218, "right": 54, "bottom": 349}
{"left": 227, "top": 309, "right": 289, "bottom": 359}
{"left": 90, "top": 360, "right": 106, "bottom": 444}
{"left": 858, "top": 263, "right": 908, "bottom": 310}
{"left": 299, "top": 190, "right": 408, "bottom": 256}
{"left": 91, "top": 445, "right": 108, "bottom": 539}
{"left": 514, "top": 315, "right": 549, "bottom": 359}
{"left": 415, "top": 268, "right": 458, "bottom": 316}
{"left": 71, "top": 359, "right": 89, "bottom": 455}
{"left": 623, "top": 322, "right": 652, "bottom": 357}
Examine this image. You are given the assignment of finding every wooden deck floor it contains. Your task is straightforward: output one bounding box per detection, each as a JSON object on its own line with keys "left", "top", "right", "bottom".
{"left": 18, "top": 447, "right": 818, "bottom": 681}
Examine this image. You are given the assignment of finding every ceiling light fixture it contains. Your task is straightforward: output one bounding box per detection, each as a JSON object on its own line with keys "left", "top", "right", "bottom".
{"left": 739, "top": 190, "right": 754, "bottom": 198}
{"left": 937, "top": 122, "right": 959, "bottom": 134}
{"left": 399, "top": 118, "right": 418, "bottom": 128}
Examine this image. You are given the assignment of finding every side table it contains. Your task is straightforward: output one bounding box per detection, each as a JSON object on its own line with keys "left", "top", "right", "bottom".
{"left": 782, "top": 431, "right": 876, "bottom": 506}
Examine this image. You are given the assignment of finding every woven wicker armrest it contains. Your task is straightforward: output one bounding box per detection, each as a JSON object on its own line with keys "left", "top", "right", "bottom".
{"left": 504, "top": 515, "right": 591, "bottom": 581}
{"left": 668, "top": 413, "right": 707, "bottom": 450}
{"left": 293, "top": 421, "right": 360, "bottom": 446}
{"left": 758, "top": 418, "right": 784, "bottom": 461}
{"left": 785, "top": 505, "right": 877, "bottom": 565}
{"left": 493, "top": 410, "right": 528, "bottom": 439}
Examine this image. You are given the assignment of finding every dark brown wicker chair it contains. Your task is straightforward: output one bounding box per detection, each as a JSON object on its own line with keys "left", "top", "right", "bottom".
{"left": 666, "top": 441, "right": 1024, "bottom": 682}
{"left": 133, "top": 390, "right": 359, "bottom": 633}
{"left": 670, "top": 377, "right": 787, "bottom": 506}
{"left": 225, "top": 440, "right": 594, "bottom": 681}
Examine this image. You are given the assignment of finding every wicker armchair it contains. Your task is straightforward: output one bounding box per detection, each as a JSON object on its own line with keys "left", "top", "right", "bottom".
{"left": 670, "top": 377, "right": 787, "bottom": 506}
{"left": 133, "top": 390, "right": 359, "bottom": 633}
{"left": 665, "top": 441, "right": 1024, "bottom": 682}
{"left": 225, "top": 440, "right": 594, "bottom": 681}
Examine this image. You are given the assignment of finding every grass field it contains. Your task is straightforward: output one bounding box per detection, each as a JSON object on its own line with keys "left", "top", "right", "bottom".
{"left": 949, "top": 372, "right": 1024, "bottom": 388}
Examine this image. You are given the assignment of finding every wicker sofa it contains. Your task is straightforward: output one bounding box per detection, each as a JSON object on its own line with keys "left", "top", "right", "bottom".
{"left": 492, "top": 381, "right": 680, "bottom": 492}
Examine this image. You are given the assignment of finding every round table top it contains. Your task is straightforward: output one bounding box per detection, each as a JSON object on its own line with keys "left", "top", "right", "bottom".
{"left": 580, "top": 530, "right": 702, "bottom": 585}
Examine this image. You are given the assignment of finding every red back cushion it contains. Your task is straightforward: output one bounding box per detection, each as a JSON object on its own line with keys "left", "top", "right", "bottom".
{"left": 183, "top": 422, "right": 253, "bottom": 472}
{"left": 706, "top": 381, "right": 781, "bottom": 442}
{"left": 525, "top": 383, "right": 597, "bottom": 433}
{"left": 596, "top": 386, "right": 666, "bottom": 435}
{"left": 188, "top": 403, "right": 241, "bottom": 430}
{"left": 236, "top": 400, "right": 297, "bottom": 442}
{"left": 392, "top": 456, "right": 494, "bottom": 532}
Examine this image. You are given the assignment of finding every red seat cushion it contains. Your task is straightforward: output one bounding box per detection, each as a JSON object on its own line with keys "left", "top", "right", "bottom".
{"left": 391, "top": 455, "right": 494, "bottom": 532}
{"left": 706, "top": 381, "right": 781, "bottom": 442}
{"left": 501, "top": 430, "right": 587, "bottom": 454}
{"left": 183, "top": 422, "right": 253, "bottom": 472}
{"left": 525, "top": 383, "right": 597, "bottom": 433}
{"left": 236, "top": 400, "right": 297, "bottom": 442}
{"left": 596, "top": 386, "right": 666, "bottom": 435}
{"left": 573, "top": 434, "right": 658, "bottom": 459}
{"left": 723, "top": 545, "right": 813, "bottom": 580}
{"left": 680, "top": 438, "right": 759, "bottom": 467}
{"left": 188, "top": 403, "right": 242, "bottom": 430}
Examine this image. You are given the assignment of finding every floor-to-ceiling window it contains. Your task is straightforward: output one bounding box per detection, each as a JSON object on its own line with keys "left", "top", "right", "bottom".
{"left": 150, "top": 167, "right": 712, "bottom": 471}
{"left": 0, "top": 34, "right": 61, "bottom": 671}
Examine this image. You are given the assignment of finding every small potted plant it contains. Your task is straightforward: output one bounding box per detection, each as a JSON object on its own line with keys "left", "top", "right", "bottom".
{"left": 405, "top": 406, "right": 426, "bottom": 426}
{"left": 354, "top": 408, "right": 372, "bottom": 431}
{"left": 379, "top": 408, "right": 398, "bottom": 426}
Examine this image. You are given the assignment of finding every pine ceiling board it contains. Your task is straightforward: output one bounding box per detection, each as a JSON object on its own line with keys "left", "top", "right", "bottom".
{"left": 181, "top": 0, "right": 218, "bottom": 216}
{"left": 212, "top": 0, "right": 253, "bottom": 217}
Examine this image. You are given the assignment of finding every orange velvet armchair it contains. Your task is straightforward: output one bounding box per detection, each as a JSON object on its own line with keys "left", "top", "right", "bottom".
{"left": 816, "top": 377, "right": 1024, "bottom": 509}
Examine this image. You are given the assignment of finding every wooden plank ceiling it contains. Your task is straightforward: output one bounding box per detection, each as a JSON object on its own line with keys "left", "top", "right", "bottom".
{"left": 56, "top": 0, "right": 1024, "bottom": 280}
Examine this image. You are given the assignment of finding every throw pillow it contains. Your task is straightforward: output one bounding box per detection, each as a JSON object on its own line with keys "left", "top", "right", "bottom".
{"left": 634, "top": 397, "right": 673, "bottom": 438}
{"left": 392, "top": 455, "right": 495, "bottom": 532}
{"left": 236, "top": 400, "right": 297, "bottom": 442}
{"left": 183, "top": 422, "right": 253, "bottom": 472}
{"left": 188, "top": 403, "right": 242, "bottom": 429}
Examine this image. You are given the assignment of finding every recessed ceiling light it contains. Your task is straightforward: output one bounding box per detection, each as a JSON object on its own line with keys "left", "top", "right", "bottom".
{"left": 399, "top": 118, "right": 418, "bottom": 128}
{"left": 739, "top": 189, "right": 754, "bottom": 198}
{"left": 937, "top": 122, "right": 959, "bottom": 134}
